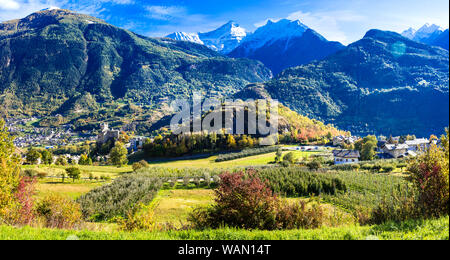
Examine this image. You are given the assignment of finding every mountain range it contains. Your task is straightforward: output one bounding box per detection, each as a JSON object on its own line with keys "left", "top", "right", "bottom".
{"left": 0, "top": 9, "right": 449, "bottom": 137}
{"left": 167, "top": 21, "right": 247, "bottom": 54}
{"left": 0, "top": 9, "right": 271, "bottom": 118}
{"left": 228, "top": 19, "right": 345, "bottom": 75}
{"left": 167, "top": 19, "right": 345, "bottom": 75}
{"left": 253, "top": 29, "right": 449, "bottom": 137}
{"left": 402, "top": 24, "right": 449, "bottom": 50}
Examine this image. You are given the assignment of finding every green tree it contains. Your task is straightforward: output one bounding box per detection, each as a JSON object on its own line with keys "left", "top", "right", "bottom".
{"left": 26, "top": 149, "right": 41, "bottom": 165}
{"left": 275, "top": 149, "right": 283, "bottom": 163}
{"left": 55, "top": 156, "right": 68, "bottom": 166}
{"left": 0, "top": 120, "right": 21, "bottom": 219}
{"left": 282, "top": 152, "right": 297, "bottom": 165}
{"left": 40, "top": 150, "right": 53, "bottom": 165}
{"left": 361, "top": 141, "right": 377, "bottom": 161}
{"left": 226, "top": 135, "right": 237, "bottom": 150}
{"left": 356, "top": 135, "right": 378, "bottom": 161}
{"left": 109, "top": 142, "right": 129, "bottom": 167}
{"left": 66, "top": 167, "right": 81, "bottom": 182}
{"left": 78, "top": 154, "right": 92, "bottom": 166}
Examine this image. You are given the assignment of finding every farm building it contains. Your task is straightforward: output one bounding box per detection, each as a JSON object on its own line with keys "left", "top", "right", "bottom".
{"left": 332, "top": 150, "right": 360, "bottom": 165}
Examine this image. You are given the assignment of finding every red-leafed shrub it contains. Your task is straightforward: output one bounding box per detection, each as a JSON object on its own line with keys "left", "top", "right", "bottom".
{"left": 189, "top": 170, "right": 325, "bottom": 230}
{"left": 14, "top": 177, "right": 37, "bottom": 225}
{"left": 408, "top": 132, "right": 449, "bottom": 218}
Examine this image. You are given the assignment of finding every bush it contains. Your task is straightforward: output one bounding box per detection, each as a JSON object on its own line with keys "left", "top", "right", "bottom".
{"left": 407, "top": 133, "right": 449, "bottom": 218}
{"left": 55, "top": 156, "right": 68, "bottom": 166}
{"left": 132, "top": 160, "right": 149, "bottom": 172}
{"left": 276, "top": 200, "right": 325, "bottom": 230}
{"left": 306, "top": 160, "right": 322, "bottom": 171}
{"left": 189, "top": 171, "right": 326, "bottom": 230}
{"left": 282, "top": 152, "right": 297, "bottom": 165}
{"left": 35, "top": 195, "right": 82, "bottom": 229}
{"left": 118, "top": 204, "right": 156, "bottom": 231}
{"left": 361, "top": 164, "right": 373, "bottom": 171}
{"left": 4, "top": 177, "right": 37, "bottom": 226}
{"left": 189, "top": 171, "right": 279, "bottom": 230}
{"left": 22, "top": 169, "right": 39, "bottom": 178}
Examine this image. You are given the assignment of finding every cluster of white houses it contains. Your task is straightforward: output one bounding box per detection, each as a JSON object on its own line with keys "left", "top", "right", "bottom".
{"left": 332, "top": 137, "right": 437, "bottom": 165}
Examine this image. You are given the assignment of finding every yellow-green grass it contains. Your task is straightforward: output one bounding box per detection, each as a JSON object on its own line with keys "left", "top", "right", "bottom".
{"left": 1, "top": 216, "right": 448, "bottom": 240}
{"left": 150, "top": 189, "right": 355, "bottom": 228}
{"left": 35, "top": 180, "right": 104, "bottom": 200}
{"left": 148, "top": 151, "right": 315, "bottom": 169}
{"left": 152, "top": 189, "right": 214, "bottom": 226}
{"left": 22, "top": 165, "right": 132, "bottom": 178}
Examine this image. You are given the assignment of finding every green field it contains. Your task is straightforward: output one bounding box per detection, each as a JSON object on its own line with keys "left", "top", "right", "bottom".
{"left": 1, "top": 216, "right": 447, "bottom": 240}
{"left": 14, "top": 149, "right": 449, "bottom": 241}
{"left": 22, "top": 165, "right": 133, "bottom": 178}
{"left": 36, "top": 181, "right": 105, "bottom": 200}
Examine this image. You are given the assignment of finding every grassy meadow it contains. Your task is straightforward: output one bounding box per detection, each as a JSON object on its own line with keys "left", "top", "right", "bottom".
{"left": 8, "top": 146, "right": 448, "bottom": 241}
{"left": 1, "top": 216, "right": 448, "bottom": 240}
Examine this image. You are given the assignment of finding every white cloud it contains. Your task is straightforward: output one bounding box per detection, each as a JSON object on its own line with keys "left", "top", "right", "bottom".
{"left": 146, "top": 5, "right": 186, "bottom": 21}
{"left": 0, "top": 0, "right": 20, "bottom": 10}
{"left": 0, "top": 0, "right": 136, "bottom": 22}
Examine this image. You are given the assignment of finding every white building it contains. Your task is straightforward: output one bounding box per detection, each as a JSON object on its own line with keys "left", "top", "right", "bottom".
{"left": 405, "top": 138, "right": 430, "bottom": 152}
{"left": 333, "top": 136, "right": 359, "bottom": 147}
{"left": 332, "top": 150, "right": 360, "bottom": 165}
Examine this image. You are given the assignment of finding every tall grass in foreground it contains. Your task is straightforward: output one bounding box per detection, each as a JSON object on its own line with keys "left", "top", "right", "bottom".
{"left": 0, "top": 216, "right": 447, "bottom": 240}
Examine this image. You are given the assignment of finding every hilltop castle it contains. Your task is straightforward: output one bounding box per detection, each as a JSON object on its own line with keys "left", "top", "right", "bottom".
{"left": 97, "top": 123, "right": 120, "bottom": 144}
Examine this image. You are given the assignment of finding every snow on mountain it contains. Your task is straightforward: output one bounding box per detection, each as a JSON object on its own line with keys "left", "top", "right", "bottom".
{"left": 198, "top": 21, "right": 246, "bottom": 54}
{"left": 401, "top": 28, "right": 417, "bottom": 39}
{"left": 238, "top": 19, "right": 309, "bottom": 54}
{"left": 166, "top": 21, "right": 246, "bottom": 54}
{"left": 165, "top": 32, "right": 204, "bottom": 45}
{"left": 228, "top": 19, "right": 344, "bottom": 75}
{"left": 413, "top": 23, "right": 444, "bottom": 41}
{"left": 402, "top": 23, "right": 444, "bottom": 42}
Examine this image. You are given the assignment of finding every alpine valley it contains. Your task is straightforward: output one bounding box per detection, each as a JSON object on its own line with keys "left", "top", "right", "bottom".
{"left": 1, "top": 9, "right": 449, "bottom": 137}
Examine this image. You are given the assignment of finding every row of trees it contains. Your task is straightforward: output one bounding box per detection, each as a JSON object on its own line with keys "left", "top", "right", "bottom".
{"left": 143, "top": 133, "right": 259, "bottom": 158}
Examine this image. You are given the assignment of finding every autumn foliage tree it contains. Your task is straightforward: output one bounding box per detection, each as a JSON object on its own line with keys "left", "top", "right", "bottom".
{"left": 0, "top": 120, "right": 36, "bottom": 225}
{"left": 0, "top": 120, "right": 21, "bottom": 223}
{"left": 408, "top": 128, "right": 449, "bottom": 217}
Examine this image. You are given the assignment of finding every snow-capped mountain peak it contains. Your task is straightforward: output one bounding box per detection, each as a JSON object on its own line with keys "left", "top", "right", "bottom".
{"left": 166, "top": 21, "right": 246, "bottom": 54}
{"left": 165, "top": 32, "right": 204, "bottom": 45}
{"left": 198, "top": 21, "right": 247, "bottom": 53}
{"left": 238, "top": 19, "right": 309, "bottom": 52}
{"left": 401, "top": 28, "right": 417, "bottom": 39}
{"left": 402, "top": 23, "right": 444, "bottom": 41}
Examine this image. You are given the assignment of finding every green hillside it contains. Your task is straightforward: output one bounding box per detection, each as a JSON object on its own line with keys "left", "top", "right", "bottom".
{"left": 0, "top": 9, "right": 271, "bottom": 118}
{"left": 259, "top": 30, "right": 449, "bottom": 137}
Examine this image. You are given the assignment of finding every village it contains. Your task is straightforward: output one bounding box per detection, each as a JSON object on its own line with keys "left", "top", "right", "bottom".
{"left": 14, "top": 117, "right": 440, "bottom": 167}
{"left": 6, "top": 117, "right": 96, "bottom": 148}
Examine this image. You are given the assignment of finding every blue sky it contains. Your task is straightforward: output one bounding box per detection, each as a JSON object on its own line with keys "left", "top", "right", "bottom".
{"left": 0, "top": 0, "right": 449, "bottom": 44}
